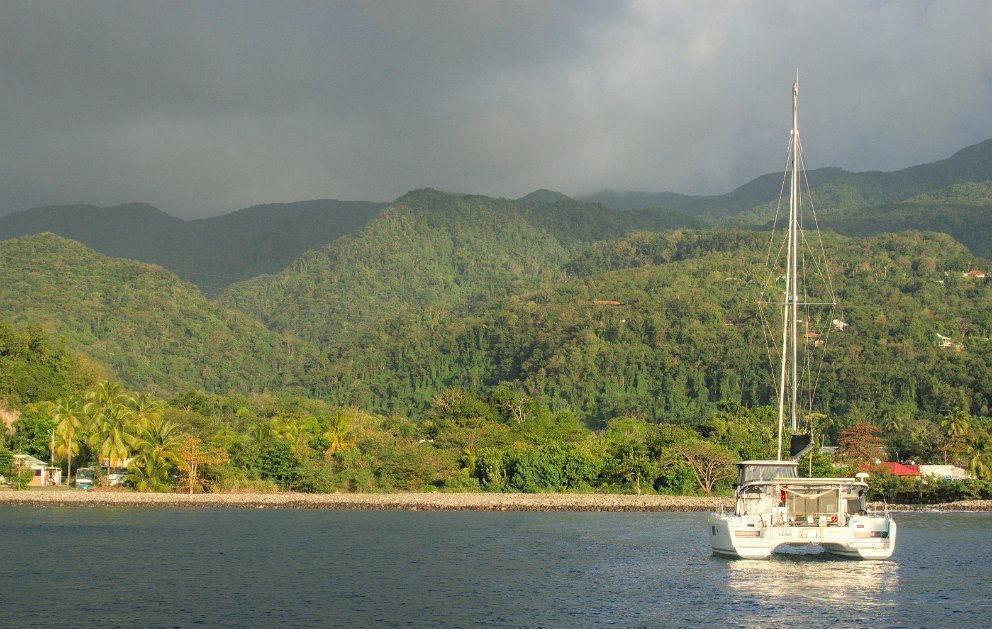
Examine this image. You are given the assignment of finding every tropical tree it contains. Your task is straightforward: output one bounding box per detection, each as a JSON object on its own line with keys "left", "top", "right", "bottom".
{"left": 839, "top": 422, "right": 887, "bottom": 466}
{"left": 127, "top": 416, "right": 182, "bottom": 491}
{"left": 322, "top": 409, "right": 354, "bottom": 455}
{"left": 84, "top": 380, "right": 129, "bottom": 418}
{"left": 940, "top": 409, "right": 973, "bottom": 466}
{"left": 128, "top": 392, "right": 165, "bottom": 427}
{"left": 88, "top": 404, "right": 136, "bottom": 482}
{"left": 52, "top": 396, "right": 84, "bottom": 485}
{"left": 175, "top": 436, "right": 228, "bottom": 494}
{"left": 965, "top": 430, "right": 992, "bottom": 480}
{"left": 270, "top": 416, "right": 312, "bottom": 456}
{"left": 941, "top": 408, "right": 972, "bottom": 439}
{"left": 85, "top": 382, "right": 136, "bottom": 484}
{"left": 671, "top": 441, "right": 737, "bottom": 496}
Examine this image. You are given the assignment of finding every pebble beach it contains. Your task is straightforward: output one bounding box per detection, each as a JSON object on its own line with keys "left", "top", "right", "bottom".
{"left": 1, "top": 489, "right": 989, "bottom": 512}
{"left": 0, "top": 489, "right": 729, "bottom": 511}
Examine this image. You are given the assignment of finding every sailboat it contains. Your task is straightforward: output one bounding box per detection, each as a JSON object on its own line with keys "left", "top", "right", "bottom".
{"left": 708, "top": 79, "right": 896, "bottom": 559}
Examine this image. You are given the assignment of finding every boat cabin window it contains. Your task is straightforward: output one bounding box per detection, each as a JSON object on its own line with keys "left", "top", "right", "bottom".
{"left": 786, "top": 487, "right": 839, "bottom": 517}
{"left": 738, "top": 463, "right": 798, "bottom": 485}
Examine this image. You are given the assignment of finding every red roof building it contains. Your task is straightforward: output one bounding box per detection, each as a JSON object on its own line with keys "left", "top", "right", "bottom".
{"left": 877, "top": 462, "right": 920, "bottom": 476}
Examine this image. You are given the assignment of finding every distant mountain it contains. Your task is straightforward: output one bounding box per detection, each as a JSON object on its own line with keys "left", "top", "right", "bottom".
{"left": 0, "top": 233, "right": 319, "bottom": 395}
{"left": 518, "top": 189, "right": 572, "bottom": 203}
{"left": 0, "top": 199, "right": 387, "bottom": 294}
{"left": 585, "top": 138, "right": 992, "bottom": 220}
{"left": 220, "top": 189, "right": 704, "bottom": 347}
{"left": 583, "top": 168, "right": 849, "bottom": 217}
{"left": 824, "top": 180, "right": 992, "bottom": 259}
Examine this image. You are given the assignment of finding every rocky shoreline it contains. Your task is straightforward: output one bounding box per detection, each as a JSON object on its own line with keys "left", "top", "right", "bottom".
{"left": 0, "top": 490, "right": 728, "bottom": 511}
{"left": 1, "top": 490, "right": 989, "bottom": 512}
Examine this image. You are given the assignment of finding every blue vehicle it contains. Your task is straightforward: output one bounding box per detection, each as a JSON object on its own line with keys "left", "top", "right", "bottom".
{"left": 75, "top": 467, "right": 95, "bottom": 489}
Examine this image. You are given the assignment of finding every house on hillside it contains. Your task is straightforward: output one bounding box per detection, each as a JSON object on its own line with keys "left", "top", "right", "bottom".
{"left": 10, "top": 454, "right": 62, "bottom": 487}
{"left": 963, "top": 269, "right": 986, "bottom": 279}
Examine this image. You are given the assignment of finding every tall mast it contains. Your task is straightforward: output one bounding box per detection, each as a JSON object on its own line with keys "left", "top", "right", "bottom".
{"left": 789, "top": 78, "right": 800, "bottom": 434}
{"left": 776, "top": 77, "right": 801, "bottom": 461}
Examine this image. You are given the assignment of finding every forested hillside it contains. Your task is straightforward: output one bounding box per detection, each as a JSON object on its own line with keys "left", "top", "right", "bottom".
{"left": 0, "top": 199, "right": 386, "bottom": 292}
{"left": 0, "top": 319, "right": 95, "bottom": 407}
{"left": 2, "top": 225, "right": 991, "bottom": 495}
{"left": 221, "top": 189, "right": 702, "bottom": 346}
{"left": 0, "top": 233, "right": 320, "bottom": 395}
{"left": 824, "top": 180, "right": 992, "bottom": 259}
{"left": 310, "top": 229, "right": 992, "bottom": 438}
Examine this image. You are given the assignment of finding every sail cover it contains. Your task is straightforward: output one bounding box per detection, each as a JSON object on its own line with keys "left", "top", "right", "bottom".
{"left": 790, "top": 433, "right": 813, "bottom": 459}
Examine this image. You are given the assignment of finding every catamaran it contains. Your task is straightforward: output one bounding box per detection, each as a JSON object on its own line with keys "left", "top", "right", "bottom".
{"left": 708, "top": 80, "right": 896, "bottom": 560}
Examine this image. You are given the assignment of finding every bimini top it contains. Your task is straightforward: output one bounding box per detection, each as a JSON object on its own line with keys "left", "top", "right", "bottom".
{"left": 737, "top": 460, "right": 800, "bottom": 484}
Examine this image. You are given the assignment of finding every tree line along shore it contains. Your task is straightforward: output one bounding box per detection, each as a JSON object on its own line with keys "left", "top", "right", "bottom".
{"left": 3, "top": 319, "right": 991, "bottom": 504}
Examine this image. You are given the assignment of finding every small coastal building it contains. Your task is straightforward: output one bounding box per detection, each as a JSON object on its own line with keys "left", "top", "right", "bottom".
{"left": 877, "top": 462, "right": 920, "bottom": 477}
{"left": 11, "top": 454, "right": 62, "bottom": 487}
{"left": 919, "top": 464, "right": 971, "bottom": 480}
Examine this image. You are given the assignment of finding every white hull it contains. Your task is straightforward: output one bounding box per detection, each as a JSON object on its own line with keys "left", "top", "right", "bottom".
{"left": 709, "top": 512, "right": 896, "bottom": 560}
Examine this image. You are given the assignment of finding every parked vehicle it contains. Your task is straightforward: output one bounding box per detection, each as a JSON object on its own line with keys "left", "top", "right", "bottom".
{"left": 74, "top": 466, "right": 127, "bottom": 489}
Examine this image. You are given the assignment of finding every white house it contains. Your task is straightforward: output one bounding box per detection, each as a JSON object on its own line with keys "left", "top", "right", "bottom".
{"left": 919, "top": 464, "right": 971, "bottom": 480}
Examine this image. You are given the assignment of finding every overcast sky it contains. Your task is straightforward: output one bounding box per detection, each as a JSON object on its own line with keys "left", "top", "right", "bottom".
{"left": 1, "top": 1, "right": 990, "bottom": 218}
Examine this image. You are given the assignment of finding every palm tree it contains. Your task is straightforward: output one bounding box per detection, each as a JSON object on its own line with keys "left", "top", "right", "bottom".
{"left": 941, "top": 409, "right": 971, "bottom": 439}
{"left": 85, "top": 381, "right": 136, "bottom": 485}
{"left": 89, "top": 404, "right": 136, "bottom": 479}
{"left": 127, "top": 416, "right": 182, "bottom": 491}
{"left": 128, "top": 392, "right": 165, "bottom": 428}
{"left": 52, "top": 396, "right": 84, "bottom": 485}
{"left": 322, "top": 409, "right": 354, "bottom": 456}
{"left": 969, "top": 449, "right": 992, "bottom": 480}
{"left": 84, "top": 380, "right": 129, "bottom": 417}
{"left": 883, "top": 416, "right": 905, "bottom": 434}
{"left": 965, "top": 430, "right": 992, "bottom": 480}
{"left": 271, "top": 416, "right": 311, "bottom": 455}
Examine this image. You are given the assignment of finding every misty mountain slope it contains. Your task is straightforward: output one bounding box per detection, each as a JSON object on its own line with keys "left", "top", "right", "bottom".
{"left": 586, "top": 138, "right": 992, "bottom": 223}
{"left": 823, "top": 180, "right": 992, "bottom": 259}
{"left": 0, "top": 233, "right": 318, "bottom": 395}
{"left": 0, "top": 203, "right": 201, "bottom": 263}
{"left": 184, "top": 199, "right": 388, "bottom": 287}
{"left": 0, "top": 199, "right": 387, "bottom": 293}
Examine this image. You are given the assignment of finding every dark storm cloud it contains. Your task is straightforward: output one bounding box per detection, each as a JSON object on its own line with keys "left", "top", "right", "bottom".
{"left": 1, "top": 1, "right": 990, "bottom": 217}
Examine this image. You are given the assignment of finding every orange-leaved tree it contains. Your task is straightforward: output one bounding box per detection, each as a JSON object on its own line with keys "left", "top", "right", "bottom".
{"left": 839, "top": 422, "right": 886, "bottom": 466}
{"left": 175, "top": 436, "right": 228, "bottom": 495}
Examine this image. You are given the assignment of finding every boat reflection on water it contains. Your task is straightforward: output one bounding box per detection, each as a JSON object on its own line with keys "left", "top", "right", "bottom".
{"left": 720, "top": 550, "right": 899, "bottom": 610}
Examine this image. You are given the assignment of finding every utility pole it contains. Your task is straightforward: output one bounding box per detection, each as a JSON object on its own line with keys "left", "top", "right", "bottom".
{"left": 50, "top": 427, "right": 56, "bottom": 486}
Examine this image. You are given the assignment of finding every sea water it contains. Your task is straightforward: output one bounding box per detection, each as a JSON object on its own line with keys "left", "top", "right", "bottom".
{"left": 0, "top": 507, "right": 988, "bottom": 627}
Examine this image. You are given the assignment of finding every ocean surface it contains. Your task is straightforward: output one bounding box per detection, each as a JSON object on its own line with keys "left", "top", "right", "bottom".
{"left": 0, "top": 507, "right": 988, "bottom": 628}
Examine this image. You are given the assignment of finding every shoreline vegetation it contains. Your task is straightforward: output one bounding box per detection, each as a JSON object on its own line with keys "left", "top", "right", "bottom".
{"left": 1, "top": 489, "right": 989, "bottom": 512}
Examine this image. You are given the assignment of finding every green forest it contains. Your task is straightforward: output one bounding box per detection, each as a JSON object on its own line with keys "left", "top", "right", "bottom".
{"left": 2, "top": 141, "right": 992, "bottom": 500}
